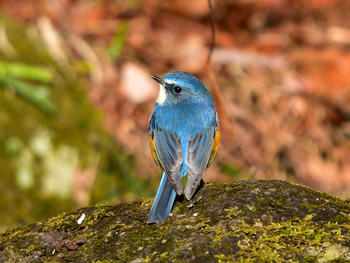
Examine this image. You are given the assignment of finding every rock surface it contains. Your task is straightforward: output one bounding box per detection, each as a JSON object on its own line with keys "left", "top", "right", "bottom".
{"left": 1, "top": 180, "right": 350, "bottom": 262}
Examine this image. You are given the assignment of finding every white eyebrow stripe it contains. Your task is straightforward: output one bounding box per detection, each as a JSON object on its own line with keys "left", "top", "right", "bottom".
{"left": 164, "top": 79, "right": 177, "bottom": 85}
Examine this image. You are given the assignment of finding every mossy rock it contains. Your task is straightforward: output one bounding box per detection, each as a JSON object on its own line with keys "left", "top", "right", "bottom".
{"left": 1, "top": 180, "right": 350, "bottom": 262}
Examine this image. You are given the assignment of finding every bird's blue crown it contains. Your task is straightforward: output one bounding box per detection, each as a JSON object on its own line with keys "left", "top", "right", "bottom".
{"left": 162, "top": 71, "right": 208, "bottom": 94}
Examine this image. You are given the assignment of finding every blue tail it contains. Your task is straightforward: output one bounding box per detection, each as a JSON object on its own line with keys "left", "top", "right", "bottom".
{"left": 148, "top": 172, "right": 177, "bottom": 224}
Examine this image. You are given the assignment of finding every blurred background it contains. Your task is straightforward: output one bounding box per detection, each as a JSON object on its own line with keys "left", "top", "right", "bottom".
{"left": 1, "top": 0, "right": 350, "bottom": 232}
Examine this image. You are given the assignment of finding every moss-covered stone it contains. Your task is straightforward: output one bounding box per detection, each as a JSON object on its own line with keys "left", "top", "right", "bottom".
{"left": 1, "top": 180, "right": 350, "bottom": 262}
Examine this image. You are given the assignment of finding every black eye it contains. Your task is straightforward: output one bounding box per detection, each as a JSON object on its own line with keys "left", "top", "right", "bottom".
{"left": 174, "top": 86, "right": 182, "bottom": 93}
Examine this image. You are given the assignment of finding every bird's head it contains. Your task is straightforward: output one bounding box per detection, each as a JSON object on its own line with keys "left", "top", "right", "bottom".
{"left": 151, "top": 71, "right": 213, "bottom": 106}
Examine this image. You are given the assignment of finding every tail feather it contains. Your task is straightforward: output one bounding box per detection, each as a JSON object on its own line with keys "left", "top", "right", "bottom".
{"left": 148, "top": 172, "right": 177, "bottom": 224}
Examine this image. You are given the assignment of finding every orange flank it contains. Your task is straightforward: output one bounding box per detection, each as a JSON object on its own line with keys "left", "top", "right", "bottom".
{"left": 207, "top": 128, "right": 220, "bottom": 168}
{"left": 149, "top": 134, "right": 161, "bottom": 168}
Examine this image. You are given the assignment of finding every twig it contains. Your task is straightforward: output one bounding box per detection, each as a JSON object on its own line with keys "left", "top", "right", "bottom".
{"left": 206, "top": 0, "right": 255, "bottom": 172}
{"left": 207, "top": 0, "right": 215, "bottom": 65}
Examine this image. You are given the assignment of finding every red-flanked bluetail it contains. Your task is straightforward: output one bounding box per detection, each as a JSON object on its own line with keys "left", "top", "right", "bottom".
{"left": 148, "top": 71, "right": 220, "bottom": 224}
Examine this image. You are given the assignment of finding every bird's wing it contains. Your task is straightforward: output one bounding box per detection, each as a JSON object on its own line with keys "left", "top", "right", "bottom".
{"left": 185, "top": 127, "right": 216, "bottom": 200}
{"left": 150, "top": 124, "right": 184, "bottom": 195}
{"left": 184, "top": 111, "right": 219, "bottom": 200}
{"left": 153, "top": 130, "right": 184, "bottom": 195}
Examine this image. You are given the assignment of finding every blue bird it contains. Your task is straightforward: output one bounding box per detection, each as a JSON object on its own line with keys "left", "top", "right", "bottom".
{"left": 148, "top": 71, "right": 220, "bottom": 224}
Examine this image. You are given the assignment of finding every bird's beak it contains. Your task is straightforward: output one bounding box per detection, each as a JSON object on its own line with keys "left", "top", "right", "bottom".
{"left": 151, "top": 75, "right": 164, "bottom": 85}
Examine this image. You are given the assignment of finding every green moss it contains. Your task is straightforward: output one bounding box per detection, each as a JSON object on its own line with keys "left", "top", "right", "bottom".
{"left": 1, "top": 180, "right": 350, "bottom": 262}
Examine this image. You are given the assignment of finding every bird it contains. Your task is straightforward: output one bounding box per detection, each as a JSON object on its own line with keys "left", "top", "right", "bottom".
{"left": 148, "top": 71, "right": 220, "bottom": 224}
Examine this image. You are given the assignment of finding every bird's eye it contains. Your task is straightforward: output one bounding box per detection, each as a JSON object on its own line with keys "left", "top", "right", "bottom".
{"left": 174, "top": 86, "right": 182, "bottom": 93}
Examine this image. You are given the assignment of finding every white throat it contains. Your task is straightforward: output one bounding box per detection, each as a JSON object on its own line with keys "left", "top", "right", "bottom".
{"left": 157, "top": 84, "right": 166, "bottom": 105}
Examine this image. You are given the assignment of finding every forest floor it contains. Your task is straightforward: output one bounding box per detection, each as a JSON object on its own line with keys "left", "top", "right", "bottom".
{"left": 1, "top": 0, "right": 350, "bottom": 200}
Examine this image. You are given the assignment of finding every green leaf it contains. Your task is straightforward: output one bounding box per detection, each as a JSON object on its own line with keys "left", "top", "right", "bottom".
{"left": 221, "top": 163, "right": 241, "bottom": 177}
{"left": 107, "top": 21, "right": 129, "bottom": 60}
{"left": 0, "top": 77, "right": 57, "bottom": 115}
{"left": 0, "top": 62, "right": 53, "bottom": 84}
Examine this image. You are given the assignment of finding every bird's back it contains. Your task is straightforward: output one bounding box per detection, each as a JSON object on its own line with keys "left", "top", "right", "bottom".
{"left": 150, "top": 100, "right": 216, "bottom": 177}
